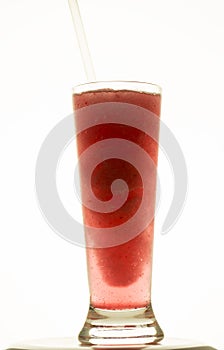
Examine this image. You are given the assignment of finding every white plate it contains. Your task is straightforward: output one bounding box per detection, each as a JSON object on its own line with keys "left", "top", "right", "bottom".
{"left": 6, "top": 337, "right": 217, "bottom": 350}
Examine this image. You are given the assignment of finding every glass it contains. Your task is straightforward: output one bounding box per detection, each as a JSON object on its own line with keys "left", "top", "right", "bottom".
{"left": 73, "top": 81, "right": 164, "bottom": 345}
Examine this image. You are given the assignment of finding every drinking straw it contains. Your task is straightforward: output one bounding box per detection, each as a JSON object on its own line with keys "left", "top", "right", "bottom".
{"left": 68, "top": 0, "right": 96, "bottom": 82}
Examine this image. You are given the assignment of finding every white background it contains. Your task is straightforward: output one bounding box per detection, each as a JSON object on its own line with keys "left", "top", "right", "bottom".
{"left": 0, "top": 0, "right": 224, "bottom": 349}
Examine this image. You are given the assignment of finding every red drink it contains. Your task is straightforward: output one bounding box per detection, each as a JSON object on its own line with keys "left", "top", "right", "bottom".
{"left": 73, "top": 81, "right": 163, "bottom": 345}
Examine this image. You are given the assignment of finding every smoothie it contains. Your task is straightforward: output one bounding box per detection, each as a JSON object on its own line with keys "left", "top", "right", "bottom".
{"left": 73, "top": 88, "right": 161, "bottom": 309}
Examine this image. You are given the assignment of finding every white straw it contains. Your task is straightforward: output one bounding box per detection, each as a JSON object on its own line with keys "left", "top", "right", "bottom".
{"left": 68, "top": 0, "right": 96, "bottom": 82}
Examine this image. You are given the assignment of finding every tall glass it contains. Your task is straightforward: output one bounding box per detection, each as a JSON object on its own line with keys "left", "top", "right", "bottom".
{"left": 73, "top": 81, "right": 164, "bottom": 345}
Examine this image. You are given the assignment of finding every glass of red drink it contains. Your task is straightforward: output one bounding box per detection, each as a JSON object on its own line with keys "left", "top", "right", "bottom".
{"left": 73, "top": 81, "right": 164, "bottom": 345}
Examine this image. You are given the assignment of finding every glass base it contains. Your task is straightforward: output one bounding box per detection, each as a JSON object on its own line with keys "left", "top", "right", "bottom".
{"left": 78, "top": 303, "right": 164, "bottom": 345}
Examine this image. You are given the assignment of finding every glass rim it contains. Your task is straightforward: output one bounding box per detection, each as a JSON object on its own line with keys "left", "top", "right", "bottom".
{"left": 72, "top": 80, "right": 162, "bottom": 95}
